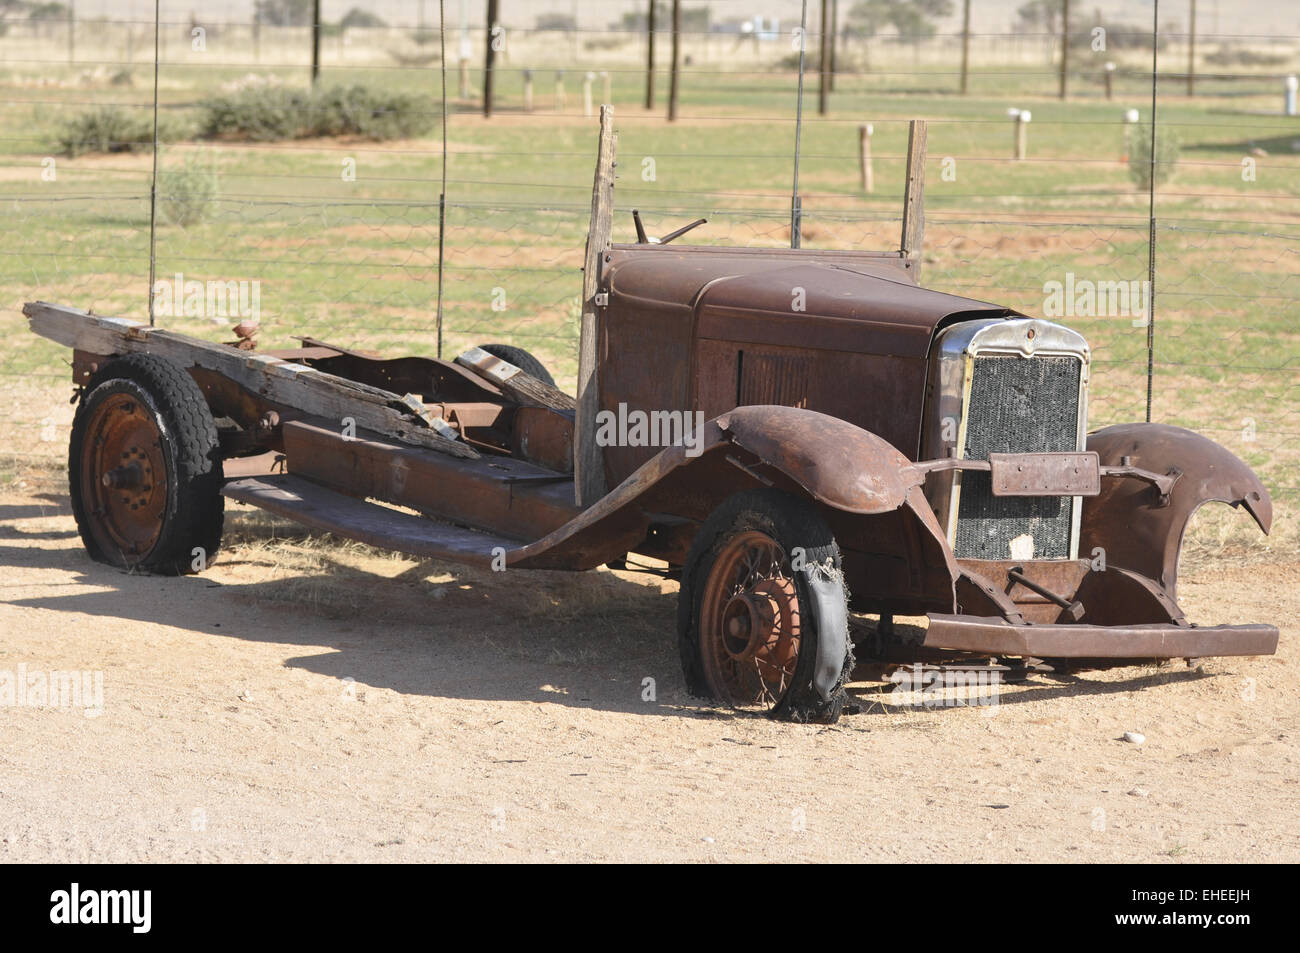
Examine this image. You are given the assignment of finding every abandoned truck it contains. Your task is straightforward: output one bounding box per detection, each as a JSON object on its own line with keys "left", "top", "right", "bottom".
{"left": 24, "top": 234, "right": 1276, "bottom": 723}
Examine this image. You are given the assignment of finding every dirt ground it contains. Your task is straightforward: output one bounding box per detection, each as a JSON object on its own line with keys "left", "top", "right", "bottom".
{"left": 0, "top": 476, "right": 1295, "bottom": 863}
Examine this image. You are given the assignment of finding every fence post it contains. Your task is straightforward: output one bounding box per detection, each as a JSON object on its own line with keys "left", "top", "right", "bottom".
{"left": 668, "top": 0, "right": 681, "bottom": 121}
{"left": 483, "top": 0, "right": 499, "bottom": 118}
{"left": 147, "top": 0, "right": 161, "bottom": 325}
{"left": 645, "top": 0, "right": 656, "bottom": 109}
{"left": 1059, "top": 0, "right": 1070, "bottom": 99}
{"left": 960, "top": 0, "right": 971, "bottom": 94}
{"left": 859, "top": 122, "right": 873, "bottom": 193}
{"left": 575, "top": 106, "right": 616, "bottom": 507}
{"left": 900, "top": 119, "right": 927, "bottom": 279}
{"left": 311, "top": 0, "right": 321, "bottom": 84}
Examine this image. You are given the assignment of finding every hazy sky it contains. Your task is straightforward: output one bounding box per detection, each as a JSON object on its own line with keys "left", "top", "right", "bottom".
{"left": 61, "top": 1, "right": 1300, "bottom": 38}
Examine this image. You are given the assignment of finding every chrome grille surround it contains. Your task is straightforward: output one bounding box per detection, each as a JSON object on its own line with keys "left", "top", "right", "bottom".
{"left": 920, "top": 317, "right": 1091, "bottom": 560}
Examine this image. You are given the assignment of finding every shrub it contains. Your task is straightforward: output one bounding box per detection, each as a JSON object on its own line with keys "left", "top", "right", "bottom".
{"left": 158, "top": 151, "right": 219, "bottom": 228}
{"left": 1127, "top": 124, "right": 1181, "bottom": 192}
{"left": 199, "top": 86, "right": 311, "bottom": 141}
{"left": 199, "top": 84, "right": 433, "bottom": 142}
{"left": 57, "top": 106, "right": 153, "bottom": 157}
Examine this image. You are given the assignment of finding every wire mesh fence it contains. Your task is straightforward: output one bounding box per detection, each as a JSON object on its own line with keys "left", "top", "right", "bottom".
{"left": 1, "top": 0, "right": 1296, "bottom": 553}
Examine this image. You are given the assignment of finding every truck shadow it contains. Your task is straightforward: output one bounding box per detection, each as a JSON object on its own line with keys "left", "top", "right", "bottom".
{"left": 2, "top": 499, "right": 1217, "bottom": 719}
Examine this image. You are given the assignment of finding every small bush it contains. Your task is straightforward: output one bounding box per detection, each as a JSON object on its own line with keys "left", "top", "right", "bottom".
{"left": 158, "top": 152, "right": 219, "bottom": 228}
{"left": 57, "top": 106, "right": 153, "bottom": 157}
{"left": 199, "top": 84, "right": 434, "bottom": 142}
{"left": 1127, "top": 124, "right": 1181, "bottom": 192}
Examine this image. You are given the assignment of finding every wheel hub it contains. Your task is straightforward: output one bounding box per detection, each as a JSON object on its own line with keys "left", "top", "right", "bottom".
{"left": 80, "top": 393, "right": 166, "bottom": 559}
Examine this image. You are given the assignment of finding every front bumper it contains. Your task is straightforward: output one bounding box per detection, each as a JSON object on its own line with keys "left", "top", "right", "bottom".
{"left": 923, "top": 614, "right": 1279, "bottom": 659}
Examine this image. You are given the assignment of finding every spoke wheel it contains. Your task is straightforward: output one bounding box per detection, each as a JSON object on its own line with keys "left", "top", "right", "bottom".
{"left": 678, "top": 489, "right": 853, "bottom": 723}
{"left": 699, "top": 531, "right": 802, "bottom": 711}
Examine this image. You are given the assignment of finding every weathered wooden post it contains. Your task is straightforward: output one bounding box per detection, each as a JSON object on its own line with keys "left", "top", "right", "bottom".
{"left": 575, "top": 106, "right": 617, "bottom": 507}
{"left": 1104, "top": 61, "right": 1115, "bottom": 99}
{"left": 523, "top": 69, "right": 534, "bottom": 111}
{"left": 900, "top": 119, "right": 927, "bottom": 278}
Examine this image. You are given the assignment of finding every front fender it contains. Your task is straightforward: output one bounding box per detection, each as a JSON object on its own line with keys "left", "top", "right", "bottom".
{"left": 717, "top": 405, "right": 918, "bottom": 514}
{"left": 511, "top": 407, "right": 957, "bottom": 605}
{"left": 1081, "top": 423, "right": 1271, "bottom": 601}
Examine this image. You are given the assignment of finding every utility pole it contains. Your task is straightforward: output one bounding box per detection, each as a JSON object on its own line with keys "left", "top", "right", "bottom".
{"left": 1187, "top": 0, "right": 1197, "bottom": 95}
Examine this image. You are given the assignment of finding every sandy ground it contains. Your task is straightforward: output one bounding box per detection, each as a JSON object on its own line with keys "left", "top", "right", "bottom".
{"left": 0, "top": 479, "right": 1295, "bottom": 863}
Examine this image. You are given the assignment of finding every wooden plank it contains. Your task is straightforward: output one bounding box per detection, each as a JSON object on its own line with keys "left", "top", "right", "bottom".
{"left": 23, "top": 301, "right": 479, "bottom": 459}
{"left": 456, "top": 346, "right": 576, "bottom": 412}
{"left": 574, "top": 106, "right": 616, "bottom": 507}
{"left": 899, "top": 119, "right": 928, "bottom": 279}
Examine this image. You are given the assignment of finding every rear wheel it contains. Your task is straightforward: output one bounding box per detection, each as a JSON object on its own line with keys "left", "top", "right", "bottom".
{"left": 678, "top": 489, "right": 853, "bottom": 723}
{"left": 477, "top": 343, "right": 556, "bottom": 388}
{"left": 69, "top": 353, "right": 224, "bottom": 574}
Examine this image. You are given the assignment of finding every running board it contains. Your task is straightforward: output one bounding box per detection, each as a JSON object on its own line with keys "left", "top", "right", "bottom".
{"left": 222, "top": 474, "right": 516, "bottom": 568}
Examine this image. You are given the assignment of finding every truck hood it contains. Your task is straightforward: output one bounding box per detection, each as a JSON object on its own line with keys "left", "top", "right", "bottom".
{"left": 605, "top": 246, "right": 1015, "bottom": 360}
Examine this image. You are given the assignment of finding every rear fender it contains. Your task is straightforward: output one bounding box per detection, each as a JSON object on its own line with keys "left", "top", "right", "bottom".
{"left": 1081, "top": 423, "right": 1271, "bottom": 602}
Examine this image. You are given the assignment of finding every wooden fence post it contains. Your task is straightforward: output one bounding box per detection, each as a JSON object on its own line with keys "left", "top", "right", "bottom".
{"left": 900, "top": 119, "right": 928, "bottom": 279}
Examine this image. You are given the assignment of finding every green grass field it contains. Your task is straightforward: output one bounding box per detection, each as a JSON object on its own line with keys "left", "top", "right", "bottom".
{"left": 1, "top": 26, "right": 1296, "bottom": 555}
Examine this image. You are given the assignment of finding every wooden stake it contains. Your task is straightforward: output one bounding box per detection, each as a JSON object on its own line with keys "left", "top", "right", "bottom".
{"left": 900, "top": 119, "right": 927, "bottom": 278}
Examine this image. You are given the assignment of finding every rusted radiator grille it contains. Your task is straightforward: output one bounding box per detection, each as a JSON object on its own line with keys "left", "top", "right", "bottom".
{"left": 954, "top": 354, "right": 1082, "bottom": 559}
